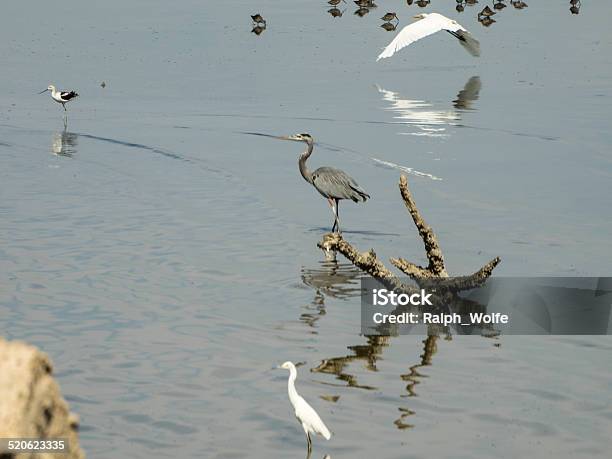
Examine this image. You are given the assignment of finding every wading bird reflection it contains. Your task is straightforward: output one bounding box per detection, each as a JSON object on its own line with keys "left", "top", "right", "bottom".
{"left": 381, "top": 22, "right": 398, "bottom": 31}
{"left": 252, "top": 25, "right": 266, "bottom": 35}
{"left": 278, "top": 361, "right": 331, "bottom": 455}
{"left": 38, "top": 84, "right": 79, "bottom": 112}
{"left": 51, "top": 127, "right": 78, "bottom": 157}
{"left": 280, "top": 133, "right": 369, "bottom": 233}
{"left": 376, "top": 13, "right": 480, "bottom": 61}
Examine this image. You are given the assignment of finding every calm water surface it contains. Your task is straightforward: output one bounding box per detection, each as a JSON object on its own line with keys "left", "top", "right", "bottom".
{"left": 1, "top": 1, "right": 611, "bottom": 458}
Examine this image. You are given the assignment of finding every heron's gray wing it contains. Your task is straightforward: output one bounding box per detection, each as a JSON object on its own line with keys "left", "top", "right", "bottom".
{"left": 312, "top": 167, "right": 370, "bottom": 202}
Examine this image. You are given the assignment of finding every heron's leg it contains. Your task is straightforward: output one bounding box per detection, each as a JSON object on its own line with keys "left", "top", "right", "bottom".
{"left": 306, "top": 432, "right": 312, "bottom": 454}
{"left": 62, "top": 103, "right": 66, "bottom": 112}
{"left": 334, "top": 199, "right": 341, "bottom": 233}
{"left": 328, "top": 198, "right": 337, "bottom": 232}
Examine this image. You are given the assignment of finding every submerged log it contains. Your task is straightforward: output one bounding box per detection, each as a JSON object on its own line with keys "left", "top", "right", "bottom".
{"left": 0, "top": 337, "right": 85, "bottom": 459}
{"left": 318, "top": 175, "right": 500, "bottom": 294}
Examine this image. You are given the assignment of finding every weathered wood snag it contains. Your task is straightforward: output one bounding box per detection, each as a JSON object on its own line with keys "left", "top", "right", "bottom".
{"left": 318, "top": 175, "right": 500, "bottom": 295}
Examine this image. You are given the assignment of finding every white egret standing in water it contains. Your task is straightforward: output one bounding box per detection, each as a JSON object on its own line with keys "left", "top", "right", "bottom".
{"left": 376, "top": 12, "right": 480, "bottom": 60}
{"left": 279, "top": 361, "right": 331, "bottom": 454}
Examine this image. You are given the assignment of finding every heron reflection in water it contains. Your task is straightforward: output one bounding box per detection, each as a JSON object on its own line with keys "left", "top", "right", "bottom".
{"left": 300, "top": 259, "right": 362, "bottom": 329}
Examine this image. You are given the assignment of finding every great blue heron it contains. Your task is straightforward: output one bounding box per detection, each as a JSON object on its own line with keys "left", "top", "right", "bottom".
{"left": 280, "top": 133, "right": 370, "bottom": 233}
{"left": 376, "top": 13, "right": 480, "bottom": 61}
{"left": 38, "top": 84, "right": 79, "bottom": 112}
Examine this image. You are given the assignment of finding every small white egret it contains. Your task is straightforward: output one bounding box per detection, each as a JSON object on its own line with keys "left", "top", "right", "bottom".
{"left": 279, "top": 361, "right": 331, "bottom": 454}
{"left": 38, "top": 84, "right": 79, "bottom": 111}
{"left": 376, "top": 12, "right": 480, "bottom": 61}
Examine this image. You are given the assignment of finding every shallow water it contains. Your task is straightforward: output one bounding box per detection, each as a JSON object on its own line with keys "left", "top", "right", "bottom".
{"left": 1, "top": 1, "right": 611, "bottom": 458}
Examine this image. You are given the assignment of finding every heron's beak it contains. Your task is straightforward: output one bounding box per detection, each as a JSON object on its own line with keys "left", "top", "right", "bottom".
{"left": 279, "top": 135, "right": 301, "bottom": 142}
{"left": 38, "top": 89, "right": 49, "bottom": 94}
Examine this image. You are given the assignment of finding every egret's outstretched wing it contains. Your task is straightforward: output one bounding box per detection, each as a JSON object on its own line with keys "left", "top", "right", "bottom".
{"left": 376, "top": 13, "right": 478, "bottom": 60}
{"left": 455, "top": 30, "right": 480, "bottom": 57}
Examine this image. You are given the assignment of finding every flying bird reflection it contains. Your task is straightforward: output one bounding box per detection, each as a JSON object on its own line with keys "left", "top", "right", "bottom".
{"left": 375, "top": 76, "right": 482, "bottom": 137}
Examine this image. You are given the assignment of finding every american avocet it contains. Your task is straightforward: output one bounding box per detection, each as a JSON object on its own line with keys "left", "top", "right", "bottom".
{"left": 38, "top": 84, "right": 79, "bottom": 112}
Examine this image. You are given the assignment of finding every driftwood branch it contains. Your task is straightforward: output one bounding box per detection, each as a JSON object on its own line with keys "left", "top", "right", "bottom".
{"left": 318, "top": 233, "right": 416, "bottom": 294}
{"left": 398, "top": 175, "right": 447, "bottom": 277}
{"left": 318, "top": 175, "right": 500, "bottom": 294}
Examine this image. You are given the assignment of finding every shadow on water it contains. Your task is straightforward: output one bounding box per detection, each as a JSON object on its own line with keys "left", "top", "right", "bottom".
{"left": 75, "top": 132, "right": 188, "bottom": 162}
{"left": 307, "top": 227, "right": 401, "bottom": 237}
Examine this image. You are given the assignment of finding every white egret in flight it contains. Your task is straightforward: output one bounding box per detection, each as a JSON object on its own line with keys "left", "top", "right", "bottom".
{"left": 376, "top": 13, "right": 480, "bottom": 61}
{"left": 279, "top": 361, "right": 331, "bottom": 454}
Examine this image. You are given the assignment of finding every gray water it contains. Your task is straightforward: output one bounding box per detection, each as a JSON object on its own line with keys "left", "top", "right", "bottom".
{"left": 1, "top": 0, "right": 611, "bottom": 458}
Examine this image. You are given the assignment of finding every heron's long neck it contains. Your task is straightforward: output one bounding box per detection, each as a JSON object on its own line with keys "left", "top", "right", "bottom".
{"left": 298, "top": 142, "right": 314, "bottom": 184}
{"left": 287, "top": 367, "right": 300, "bottom": 405}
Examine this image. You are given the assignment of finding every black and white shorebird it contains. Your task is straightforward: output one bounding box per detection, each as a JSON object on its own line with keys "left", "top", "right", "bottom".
{"left": 39, "top": 84, "right": 79, "bottom": 112}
